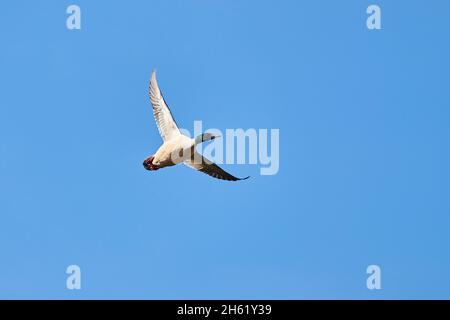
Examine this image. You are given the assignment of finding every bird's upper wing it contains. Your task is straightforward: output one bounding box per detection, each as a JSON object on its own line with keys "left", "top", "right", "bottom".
{"left": 184, "top": 153, "right": 249, "bottom": 181}
{"left": 149, "top": 71, "right": 181, "bottom": 141}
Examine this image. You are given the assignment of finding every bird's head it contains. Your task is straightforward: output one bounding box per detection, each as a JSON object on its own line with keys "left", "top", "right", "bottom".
{"left": 143, "top": 156, "right": 155, "bottom": 171}
{"left": 195, "top": 133, "right": 221, "bottom": 144}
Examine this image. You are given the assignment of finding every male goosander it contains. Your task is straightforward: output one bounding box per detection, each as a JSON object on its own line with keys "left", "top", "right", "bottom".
{"left": 143, "top": 71, "right": 249, "bottom": 181}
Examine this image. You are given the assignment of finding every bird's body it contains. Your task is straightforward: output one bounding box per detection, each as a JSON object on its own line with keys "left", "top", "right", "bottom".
{"left": 152, "top": 135, "right": 193, "bottom": 168}
{"left": 143, "top": 71, "right": 248, "bottom": 181}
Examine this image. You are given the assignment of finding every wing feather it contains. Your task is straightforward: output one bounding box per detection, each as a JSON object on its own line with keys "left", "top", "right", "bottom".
{"left": 184, "top": 154, "right": 249, "bottom": 181}
{"left": 149, "top": 71, "right": 180, "bottom": 141}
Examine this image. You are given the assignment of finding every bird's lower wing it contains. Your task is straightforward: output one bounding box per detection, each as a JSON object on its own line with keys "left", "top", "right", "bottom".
{"left": 184, "top": 154, "right": 249, "bottom": 181}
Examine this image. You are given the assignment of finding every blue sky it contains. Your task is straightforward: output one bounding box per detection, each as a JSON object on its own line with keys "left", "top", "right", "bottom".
{"left": 1, "top": 0, "right": 450, "bottom": 299}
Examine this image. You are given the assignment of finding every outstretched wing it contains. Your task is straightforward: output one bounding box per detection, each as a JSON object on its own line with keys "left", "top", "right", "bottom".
{"left": 184, "top": 153, "right": 249, "bottom": 181}
{"left": 149, "top": 71, "right": 181, "bottom": 141}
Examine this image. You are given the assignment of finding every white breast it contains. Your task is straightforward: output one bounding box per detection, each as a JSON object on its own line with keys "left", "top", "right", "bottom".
{"left": 153, "top": 135, "right": 194, "bottom": 168}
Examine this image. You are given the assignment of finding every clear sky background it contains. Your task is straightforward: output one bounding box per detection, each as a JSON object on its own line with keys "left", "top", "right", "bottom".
{"left": 1, "top": 0, "right": 450, "bottom": 299}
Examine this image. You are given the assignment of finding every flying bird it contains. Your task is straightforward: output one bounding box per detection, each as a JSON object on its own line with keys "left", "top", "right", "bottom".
{"left": 143, "top": 71, "right": 249, "bottom": 181}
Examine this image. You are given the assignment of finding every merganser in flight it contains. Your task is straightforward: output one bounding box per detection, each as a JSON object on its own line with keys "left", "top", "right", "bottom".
{"left": 143, "top": 71, "right": 249, "bottom": 181}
